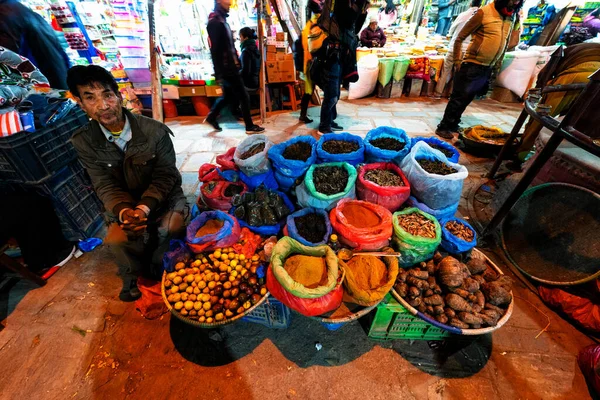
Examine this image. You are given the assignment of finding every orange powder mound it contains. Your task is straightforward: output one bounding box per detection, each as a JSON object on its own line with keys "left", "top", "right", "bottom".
{"left": 346, "top": 256, "right": 388, "bottom": 290}
{"left": 284, "top": 255, "right": 327, "bottom": 289}
{"left": 342, "top": 204, "right": 381, "bottom": 228}
{"left": 195, "top": 219, "right": 224, "bottom": 237}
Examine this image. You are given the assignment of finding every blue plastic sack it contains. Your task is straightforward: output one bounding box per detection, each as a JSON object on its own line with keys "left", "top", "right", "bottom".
{"left": 218, "top": 169, "right": 239, "bottom": 182}
{"left": 411, "top": 136, "right": 460, "bottom": 163}
{"left": 400, "top": 141, "right": 468, "bottom": 210}
{"left": 406, "top": 196, "right": 458, "bottom": 221}
{"left": 186, "top": 211, "right": 241, "bottom": 253}
{"left": 163, "top": 239, "right": 191, "bottom": 272}
{"left": 286, "top": 207, "right": 332, "bottom": 246}
{"left": 233, "top": 191, "right": 295, "bottom": 236}
{"left": 239, "top": 168, "right": 279, "bottom": 191}
{"left": 364, "top": 126, "right": 411, "bottom": 163}
{"left": 316, "top": 132, "right": 365, "bottom": 166}
{"left": 440, "top": 217, "right": 477, "bottom": 254}
{"left": 269, "top": 135, "right": 317, "bottom": 191}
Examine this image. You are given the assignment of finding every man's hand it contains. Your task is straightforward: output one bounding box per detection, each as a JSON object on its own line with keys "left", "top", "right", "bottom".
{"left": 120, "top": 208, "right": 148, "bottom": 235}
{"left": 454, "top": 62, "right": 462, "bottom": 73}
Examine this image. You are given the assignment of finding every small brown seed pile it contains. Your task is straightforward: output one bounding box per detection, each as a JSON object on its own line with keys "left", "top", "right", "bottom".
{"left": 445, "top": 221, "right": 474, "bottom": 242}
{"left": 417, "top": 159, "right": 457, "bottom": 175}
{"left": 397, "top": 213, "right": 437, "bottom": 238}
{"left": 364, "top": 169, "right": 404, "bottom": 187}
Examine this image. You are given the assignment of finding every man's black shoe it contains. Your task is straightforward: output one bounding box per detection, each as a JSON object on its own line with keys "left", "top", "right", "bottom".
{"left": 205, "top": 115, "right": 222, "bottom": 132}
{"left": 246, "top": 125, "right": 265, "bottom": 134}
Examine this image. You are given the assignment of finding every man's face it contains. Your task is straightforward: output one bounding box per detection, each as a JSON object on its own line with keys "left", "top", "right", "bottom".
{"left": 75, "top": 83, "right": 123, "bottom": 128}
{"left": 217, "top": 0, "right": 232, "bottom": 11}
{"left": 506, "top": 0, "right": 522, "bottom": 11}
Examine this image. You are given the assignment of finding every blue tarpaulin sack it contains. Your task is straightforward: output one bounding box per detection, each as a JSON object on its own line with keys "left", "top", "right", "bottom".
{"left": 316, "top": 132, "right": 365, "bottom": 166}
{"left": 440, "top": 217, "right": 477, "bottom": 254}
{"left": 411, "top": 136, "right": 460, "bottom": 163}
{"left": 232, "top": 191, "right": 295, "bottom": 236}
{"left": 186, "top": 211, "right": 241, "bottom": 253}
{"left": 406, "top": 196, "right": 458, "bottom": 221}
{"left": 163, "top": 240, "right": 191, "bottom": 272}
{"left": 400, "top": 141, "right": 468, "bottom": 210}
{"left": 286, "top": 207, "right": 332, "bottom": 246}
{"left": 364, "top": 126, "right": 411, "bottom": 163}
{"left": 239, "top": 168, "right": 279, "bottom": 191}
{"left": 268, "top": 135, "right": 317, "bottom": 191}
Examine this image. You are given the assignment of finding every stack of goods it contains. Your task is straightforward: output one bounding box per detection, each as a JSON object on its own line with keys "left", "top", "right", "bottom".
{"left": 265, "top": 32, "right": 295, "bottom": 83}
{"left": 393, "top": 251, "right": 513, "bottom": 330}
{"left": 296, "top": 162, "right": 357, "bottom": 210}
{"left": 232, "top": 186, "right": 294, "bottom": 236}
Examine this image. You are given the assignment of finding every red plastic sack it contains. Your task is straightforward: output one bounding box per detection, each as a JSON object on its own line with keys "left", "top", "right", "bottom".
{"left": 538, "top": 280, "right": 600, "bottom": 332}
{"left": 405, "top": 57, "right": 431, "bottom": 82}
{"left": 200, "top": 180, "right": 248, "bottom": 211}
{"left": 330, "top": 199, "right": 393, "bottom": 251}
{"left": 578, "top": 345, "right": 600, "bottom": 396}
{"left": 356, "top": 162, "right": 411, "bottom": 212}
{"left": 216, "top": 147, "right": 237, "bottom": 170}
{"left": 198, "top": 164, "right": 221, "bottom": 183}
{"left": 266, "top": 266, "right": 343, "bottom": 317}
{"left": 135, "top": 277, "right": 168, "bottom": 320}
{"left": 232, "top": 227, "right": 263, "bottom": 259}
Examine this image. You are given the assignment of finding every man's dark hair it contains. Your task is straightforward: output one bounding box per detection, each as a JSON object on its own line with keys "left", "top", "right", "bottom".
{"left": 67, "top": 65, "right": 119, "bottom": 98}
{"left": 471, "top": 0, "right": 482, "bottom": 7}
{"left": 308, "top": 0, "right": 323, "bottom": 15}
{"left": 494, "top": 0, "right": 524, "bottom": 14}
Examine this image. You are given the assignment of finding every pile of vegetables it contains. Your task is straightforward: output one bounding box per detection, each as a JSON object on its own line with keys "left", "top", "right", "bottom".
{"left": 394, "top": 252, "right": 512, "bottom": 329}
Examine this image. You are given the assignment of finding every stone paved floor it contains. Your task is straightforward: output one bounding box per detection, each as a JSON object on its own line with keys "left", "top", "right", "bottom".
{"left": 0, "top": 96, "right": 595, "bottom": 400}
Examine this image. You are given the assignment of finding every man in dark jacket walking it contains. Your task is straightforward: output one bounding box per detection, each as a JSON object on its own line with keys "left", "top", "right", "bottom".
{"left": 205, "top": 0, "right": 264, "bottom": 134}
{"left": 68, "top": 65, "right": 187, "bottom": 301}
{"left": 0, "top": 0, "right": 70, "bottom": 89}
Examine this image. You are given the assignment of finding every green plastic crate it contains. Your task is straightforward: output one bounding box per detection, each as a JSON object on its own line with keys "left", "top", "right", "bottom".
{"left": 368, "top": 296, "right": 451, "bottom": 341}
{"left": 161, "top": 78, "right": 179, "bottom": 85}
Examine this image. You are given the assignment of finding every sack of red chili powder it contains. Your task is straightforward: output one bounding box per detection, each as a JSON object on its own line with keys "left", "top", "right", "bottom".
{"left": 356, "top": 162, "right": 411, "bottom": 212}
{"left": 330, "top": 199, "right": 393, "bottom": 251}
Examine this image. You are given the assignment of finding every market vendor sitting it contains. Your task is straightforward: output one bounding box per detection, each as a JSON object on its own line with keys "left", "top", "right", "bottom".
{"left": 67, "top": 65, "right": 186, "bottom": 302}
{"left": 360, "top": 17, "right": 387, "bottom": 48}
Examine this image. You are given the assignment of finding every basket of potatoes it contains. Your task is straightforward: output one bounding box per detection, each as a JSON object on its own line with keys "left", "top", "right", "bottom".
{"left": 162, "top": 246, "right": 269, "bottom": 327}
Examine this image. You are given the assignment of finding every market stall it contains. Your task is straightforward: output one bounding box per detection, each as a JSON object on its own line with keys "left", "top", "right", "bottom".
{"left": 160, "top": 127, "right": 515, "bottom": 338}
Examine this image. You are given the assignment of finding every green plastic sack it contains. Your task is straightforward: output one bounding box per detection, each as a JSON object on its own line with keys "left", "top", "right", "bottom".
{"left": 392, "top": 207, "right": 442, "bottom": 267}
{"left": 378, "top": 58, "right": 396, "bottom": 86}
{"left": 298, "top": 162, "right": 358, "bottom": 210}
{"left": 270, "top": 236, "right": 339, "bottom": 299}
{"left": 393, "top": 57, "right": 410, "bottom": 81}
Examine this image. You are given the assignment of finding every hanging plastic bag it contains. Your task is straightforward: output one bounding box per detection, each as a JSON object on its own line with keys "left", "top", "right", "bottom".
{"left": 200, "top": 180, "right": 248, "bottom": 211}
{"left": 285, "top": 207, "right": 332, "bottom": 247}
{"left": 439, "top": 217, "right": 477, "bottom": 254}
{"left": 340, "top": 249, "right": 399, "bottom": 306}
{"left": 239, "top": 168, "right": 279, "bottom": 191}
{"left": 411, "top": 136, "right": 460, "bottom": 163}
{"left": 406, "top": 196, "right": 458, "bottom": 221}
{"left": 268, "top": 135, "right": 317, "bottom": 192}
{"left": 392, "top": 208, "right": 442, "bottom": 267}
{"left": 296, "top": 162, "right": 357, "bottom": 210}
{"left": 186, "top": 211, "right": 241, "bottom": 253}
{"left": 267, "top": 265, "right": 344, "bottom": 317}
{"left": 270, "top": 236, "right": 339, "bottom": 298}
{"left": 234, "top": 134, "right": 273, "bottom": 176}
{"left": 330, "top": 199, "right": 393, "bottom": 251}
{"left": 162, "top": 239, "right": 191, "bottom": 273}
{"left": 356, "top": 162, "right": 411, "bottom": 212}
{"left": 198, "top": 164, "right": 222, "bottom": 183}
{"left": 232, "top": 190, "right": 294, "bottom": 236}
{"left": 400, "top": 141, "right": 468, "bottom": 210}
{"left": 364, "top": 126, "right": 411, "bottom": 163}
{"left": 316, "top": 132, "right": 365, "bottom": 166}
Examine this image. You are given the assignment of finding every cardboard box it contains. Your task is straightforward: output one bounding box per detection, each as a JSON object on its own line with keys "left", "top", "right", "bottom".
{"left": 275, "top": 40, "right": 287, "bottom": 48}
{"left": 278, "top": 59, "right": 295, "bottom": 73}
{"left": 266, "top": 52, "right": 277, "bottom": 62}
{"left": 266, "top": 45, "right": 277, "bottom": 53}
{"left": 266, "top": 37, "right": 276, "bottom": 45}
{"left": 162, "top": 84, "right": 179, "bottom": 100}
{"left": 279, "top": 70, "right": 295, "bottom": 82}
{"left": 276, "top": 52, "right": 293, "bottom": 61}
{"left": 268, "top": 71, "right": 283, "bottom": 83}
{"left": 178, "top": 86, "right": 206, "bottom": 97}
{"left": 205, "top": 85, "right": 223, "bottom": 97}
{"left": 275, "top": 32, "right": 287, "bottom": 41}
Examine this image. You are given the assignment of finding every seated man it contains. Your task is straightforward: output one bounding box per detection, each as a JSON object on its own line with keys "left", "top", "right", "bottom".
{"left": 360, "top": 17, "right": 387, "bottom": 48}
{"left": 68, "top": 65, "right": 186, "bottom": 301}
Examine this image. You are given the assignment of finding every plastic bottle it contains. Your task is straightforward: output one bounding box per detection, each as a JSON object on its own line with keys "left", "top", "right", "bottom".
{"left": 78, "top": 238, "right": 103, "bottom": 252}
{"left": 328, "top": 234, "right": 341, "bottom": 252}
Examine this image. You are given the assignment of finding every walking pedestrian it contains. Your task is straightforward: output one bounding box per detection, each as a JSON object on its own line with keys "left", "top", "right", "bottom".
{"left": 239, "top": 27, "right": 260, "bottom": 91}
{"left": 204, "top": 0, "right": 264, "bottom": 134}
{"left": 298, "top": 0, "right": 323, "bottom": 124}
{"left": 436, "top": 0, "right": 456, "bottom": 36}
{"left": 436, "top": 0, "right": 522, "bottom": 139}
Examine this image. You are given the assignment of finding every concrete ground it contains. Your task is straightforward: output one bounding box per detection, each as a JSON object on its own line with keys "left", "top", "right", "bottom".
{"left": 0, "top": 95, "right": 595, "bottom": 400}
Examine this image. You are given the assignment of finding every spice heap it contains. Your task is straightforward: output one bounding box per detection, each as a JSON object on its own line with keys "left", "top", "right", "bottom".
{"left": 417, "top": 159, "right": 457, "bottom": 175}
{"left": 397, "top": 212, "right": 436, "bottom": 238}
{"left": 195, "top": 219, "right": 225, "bottom": 238}
{"left": 294, "top": 212, "right": 327, "bottom": 243}
{"left": 429, "top": 144, "right": 455, "bottom": 159}
{"left": 223, "top": 184, "right": 243, "bottom": 197}
{"left": 364, "top": 169, "right": 404, "bottom": 187}
{"left": 282, "top": 141, "right": 312, "bottom": 161}
{"left": 342, "top": 203, "right": 381, "bottom": 228}
{"left": 322, "top": 140, "right": 360, "bottom": 154}
{"left": 346, "top": 255, "right": 388, "bottom": 290}
{"left": 394, "top": 252, "right": 512, "bottom": 329}
{"left": 233, "top": 186, "right": 290, "bottom": 226}
{"left": 164, "top": 246, "right": 266, "bottom": 323}
{"left": 284, "top": 254, "right": 328, "bottom": 288}
{"left": 445, "top": 220, "right": 474, "bottom": 242}
{"left": 313, "top": 165, "right": 349, "bottom": 195}
{"left": 240, "top": 142, "right": 265, "bottom": 160}
{"left": 370, "top": 137, "right": 406, "bottom": 151}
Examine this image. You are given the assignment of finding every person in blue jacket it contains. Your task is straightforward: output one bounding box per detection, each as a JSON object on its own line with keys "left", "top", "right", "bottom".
{"left": 436, "top": 0, "right": 457, "bottom": 36}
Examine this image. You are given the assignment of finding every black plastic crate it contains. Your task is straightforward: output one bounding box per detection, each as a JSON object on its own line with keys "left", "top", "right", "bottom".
{"left": 20, "top": 161, "right": 105, "bottom": 241}
{"left": 0, "top": 107, "right": 89, "bottom": 183}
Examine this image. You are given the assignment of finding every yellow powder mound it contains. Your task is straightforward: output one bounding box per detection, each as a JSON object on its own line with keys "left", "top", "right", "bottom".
{"left": 346, "top": 256, "right": 388, "bottom": 290}
{"left": 284, "top": 254, "right": 327, "bottom": 289}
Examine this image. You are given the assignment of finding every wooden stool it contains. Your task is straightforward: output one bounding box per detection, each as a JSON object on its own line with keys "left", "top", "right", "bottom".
{"left": 0, "top": 244, "right": 46, "bottom": 286}
{"left": 281, "top": 82, "right": 303, "bottom": 111}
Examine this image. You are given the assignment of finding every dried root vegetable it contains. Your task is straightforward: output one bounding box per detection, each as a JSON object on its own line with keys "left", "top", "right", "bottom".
{"left": 409, "top": 269, "right": 429, "bottom": 280}
{"left": 444, "top": 220, "right": 474, "bottom": 242}
{"left": 445, "top": 293, "right": 472, "bottom": 312}
{"left": 438, "top": 257, "right": 466, "bottom": 288}
{"left": 424, "top": 294, "right": 444, "bottom": 306}
{"left": 466, "top": 257, "right": 488, "bottom": 275}
{"left": 482, "top": 281, "right": 513, "bottom": 306}
{"left": 397, "top": 212, "right": 437, "bottom": 238}
{"left": 458, "top": 312, "right": 483, "bottom": 325}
